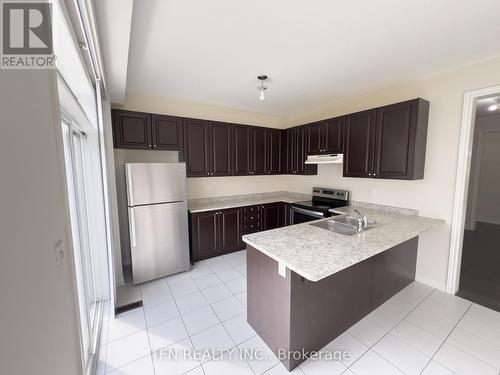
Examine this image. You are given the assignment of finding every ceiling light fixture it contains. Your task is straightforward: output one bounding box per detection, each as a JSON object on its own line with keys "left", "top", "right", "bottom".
{"left": 488, "top": 104, "right": 499, "bottom": 111}
{"left": 257, "top": 75, "right": 268, "bottom": 101}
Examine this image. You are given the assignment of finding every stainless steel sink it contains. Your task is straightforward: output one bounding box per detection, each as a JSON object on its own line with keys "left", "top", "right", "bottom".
{"left": 310, "top": 214, "right": 376, "bottom": 235}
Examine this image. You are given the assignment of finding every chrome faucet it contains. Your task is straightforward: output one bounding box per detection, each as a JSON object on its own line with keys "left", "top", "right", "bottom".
{"left": 353, "top": 209, "right": 368, "bottom": 232}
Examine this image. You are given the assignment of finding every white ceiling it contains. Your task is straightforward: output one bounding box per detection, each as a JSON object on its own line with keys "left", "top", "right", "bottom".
{"left": 125, "top": 0, "right": 500, "bottom": 117}
{"left": 477, "top": 96, "right": 500, "bottom": 117}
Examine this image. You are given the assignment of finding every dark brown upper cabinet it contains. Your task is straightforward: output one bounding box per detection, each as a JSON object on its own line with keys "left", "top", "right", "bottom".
{"left": 282, "top": 127, "right": 317, "bottom": 175}
{"left": 232, "top": 126, "right": 250, "bottom": 176}
{"left": 113, "top": 109, "right": 183, "bottom": 151}
{"left": 249, "top": 127, "right": 267, "bottom": 175}
{"left": 113, "top": 110, "right": 152, "bottom": 149}
{"left": 307, "top": 117, "right": 343, "bottom": 155}
{"left": 373, "top": 99, "right": 429, "bottom": 180}
{"left": 344, "top": 98, "right": 429, "bottom": 180}
{"left": 151, "top": 114, "right": 183, "bottom": 150}
{"left": 343, "top": 109, "right": 375, "bottom": 178}
{"left": 324, "top": 117, "right": 344, "bottom": 153}
{"left": 208, "top": 122, "right": 232, "bottom": 176}
{"left": 266, "top": 129, "right": 281, "bottom": 174}
{"left": 184, "top": 118, "right": 209, "bottom": 177}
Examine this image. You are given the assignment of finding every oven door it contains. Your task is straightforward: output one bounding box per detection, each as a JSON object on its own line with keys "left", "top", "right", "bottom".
{"left": 291, "top": 206, "right": 326, "bottom": 224}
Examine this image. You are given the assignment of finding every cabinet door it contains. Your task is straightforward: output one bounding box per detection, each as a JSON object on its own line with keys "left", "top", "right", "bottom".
{"left": 232, "top": 126, "right": 250, "bottom": 175}
{"left": 343, "top": 110, "right": 375, "bottom": 178}
{"left": 324, "top": 117, "right": 344, "bottom": 154}
{"left": 286, "top": 129, "right": 297, "bottom": 174}
{"left": 295, "top": 127, "right": 307, "bottom": 174}
{"left": 280, "top": 202, "right": 292, "bottom": 227}
{"left": 266, "top": 129, "right": 281, "bottom": 174}
{"left": 191, "top": 211, "right": 217, "bottom": 261}
{"left": 262, "top": 203, "right": 281, "bottom": 231}
{"left": 250, "top": 127, "right": 267, "bottom": 175}
{"left": 113, "top": 109, "right": 152, "bottom": 149}
{"left": 151, "top": 114, "right": 183, "bottom": 150}
{"left": 218, "top": 208, "right": 242, "bottom": 252}
{"left": 307, "top": 122, "right": 323, "bottom": 154}
{"left": 184, "top": 119, "right": 209, "bottom": 177}
{"left": 208, "top": 122, "right": 232, "bottom": 176}
{"left": 372, "top": 101, "right": 415, "bottom": 179}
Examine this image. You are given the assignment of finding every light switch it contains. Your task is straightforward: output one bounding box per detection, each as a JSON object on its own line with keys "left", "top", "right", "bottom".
{"left": 54, "top": 240, "right": 65, "bottom": 280}
{"left": 278, "top": 262, "right": 286, "bottom": 278}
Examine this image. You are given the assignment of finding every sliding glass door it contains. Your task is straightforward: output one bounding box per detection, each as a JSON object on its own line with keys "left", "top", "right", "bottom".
{"left": 61, "top": 120, "right": 100, "bottom": 368}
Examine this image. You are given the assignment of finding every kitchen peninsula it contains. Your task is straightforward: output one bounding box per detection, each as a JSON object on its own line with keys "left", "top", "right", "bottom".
{"left": 242, "top": 205, "right": 443, "bottom": 371}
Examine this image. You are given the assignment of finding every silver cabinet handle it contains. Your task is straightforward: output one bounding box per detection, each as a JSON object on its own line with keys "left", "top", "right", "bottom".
{"left": 368, "top": 173, "right": 372, "bottom": 176}
{"left": 373, "top": 173, "right": 377, "bottom": 177}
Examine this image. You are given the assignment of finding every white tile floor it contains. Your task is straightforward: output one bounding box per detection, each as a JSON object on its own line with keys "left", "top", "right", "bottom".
{"left": 97, "top": 250, "right": 500, "bottom": 375}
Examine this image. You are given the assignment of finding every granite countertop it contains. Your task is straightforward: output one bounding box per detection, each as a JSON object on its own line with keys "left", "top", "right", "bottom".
{"left": 242, "top": 204, "right": 444, "bottom": 282}
{"left": 188, "top": 191, "right": 310, "bottom": 213}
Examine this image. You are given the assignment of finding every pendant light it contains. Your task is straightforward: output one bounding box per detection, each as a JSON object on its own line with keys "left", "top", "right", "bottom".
{"left": 257, "top": 75, "right": 268, "bottom": 101}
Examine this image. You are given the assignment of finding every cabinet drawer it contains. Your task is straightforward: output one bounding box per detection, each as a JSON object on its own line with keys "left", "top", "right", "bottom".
{"left": 242, "top": 221, "right": 261, "bottom": 234}
{"left": 243, "top": 212, "right": 260, "bottom": 223}
{"left": 243, "top": 205, "right": 261, "bottom": 214}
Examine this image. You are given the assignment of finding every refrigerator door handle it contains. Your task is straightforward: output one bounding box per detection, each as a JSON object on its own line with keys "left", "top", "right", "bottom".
{"left": 129, "top": 208, "right": 137, "bottom": 248}
{"left": 126, "top": 164, "right": 135, "bottom": 206}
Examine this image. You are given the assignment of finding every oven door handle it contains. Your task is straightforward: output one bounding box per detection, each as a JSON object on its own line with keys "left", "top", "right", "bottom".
{"left": 291, "top": 206, "right": 325, "bottom": 218}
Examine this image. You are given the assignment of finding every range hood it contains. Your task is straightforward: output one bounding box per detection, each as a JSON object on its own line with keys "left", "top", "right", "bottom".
{"left": 304, "top": 154, "right": 343, "bottom": 164}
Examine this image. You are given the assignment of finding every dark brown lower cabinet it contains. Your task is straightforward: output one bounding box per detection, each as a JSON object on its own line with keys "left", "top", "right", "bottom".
{"left": 262, "top": 203, "right": 281, "bottom": 231}
{"left": 190, "top": 201, "right": 290, "bottom": 261}
{"left": 191, "top": 208, "right": 240, "bottom": 261}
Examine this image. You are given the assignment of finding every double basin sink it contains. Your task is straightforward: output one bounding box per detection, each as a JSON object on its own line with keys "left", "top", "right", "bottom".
{"left": 310, "top": 214, "right": 376, "bottom": 235}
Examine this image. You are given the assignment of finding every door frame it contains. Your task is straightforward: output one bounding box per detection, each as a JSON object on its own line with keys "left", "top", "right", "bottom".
{"left": 446, "top": 85, "right": 500, "bottom": 294}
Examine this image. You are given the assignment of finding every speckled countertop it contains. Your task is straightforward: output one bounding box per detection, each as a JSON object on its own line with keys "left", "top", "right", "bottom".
{"left": 242, "top": 205, "right": 444, "bottom": 282}
{"left": 188, "top": 191, "right": 310, "bottom": 213}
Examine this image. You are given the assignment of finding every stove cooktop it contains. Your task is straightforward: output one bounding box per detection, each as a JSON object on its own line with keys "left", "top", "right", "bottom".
{"left": 292, "top": 187, "right": 350, "bottom": 214}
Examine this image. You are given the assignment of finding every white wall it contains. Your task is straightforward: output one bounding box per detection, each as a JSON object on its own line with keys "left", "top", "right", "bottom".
{"left": 476, "top": 131, "right": 500, "bottom": 224}
{"left": 0, "top": 70, "right": 83, "bottom": 374}
{"left": 465, "top": 113, "right": 500, "bottom": 229}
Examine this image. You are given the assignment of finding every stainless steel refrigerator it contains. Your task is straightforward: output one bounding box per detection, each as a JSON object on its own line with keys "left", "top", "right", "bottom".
{"left": 126, "top": 163, "right": 190, "bottom": 284}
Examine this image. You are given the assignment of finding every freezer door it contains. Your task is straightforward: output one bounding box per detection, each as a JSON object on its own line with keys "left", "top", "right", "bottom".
{"left": 126, "top": 163, "right": 187, "bottom": 206}
{"left": 128, "top": 201, "right": 190, "bottom": 284}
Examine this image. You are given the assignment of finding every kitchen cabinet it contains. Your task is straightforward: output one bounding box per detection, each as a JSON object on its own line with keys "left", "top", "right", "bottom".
{"left": 343, "top": 99, "right": 429, "bottom": 180}
{"left": 266, "top": 129, "right": 282, "bottom": 174}
{"left": 372, "top": 99, "right": 429, "bottom": 180}
{"left": 218, "top": 208, "right": 241, "bottom": 253}
{"left": 261, "top": 203, "right": 281, "bottom": 231}
{"left": 113, "top": 109, "right": 152, "bottom": 149}
{"left": 232, "top": 126, "right": 250, "bottom": 175}
{"left": 249, "top": 127, "right": 267, "bottom": 175}
{"left": 190, "top": 201, "right": 289, "bottom": 261}
{"left": 184, "top": 118, "right": 209, "bottom": 177}
{"left": 281, "top": 203, "right": 292, "bottom": 227}
{"left": 208, "top": 122, "right": 232, "bottom": 176}
{"left": 184, "top": 120, "right": 232, "bottom": 177}
{"left": 307, "top": 117, "right": 343, "bottom": 155}
{"left": 283, "top": 127, "right": 317, "bottom": 175}
{"left": 343, "top": 109, "right": 375, "bottom": 178}
{"left": 190, "top": 210, "right": 217, "bottom": 260}
{"left": 151, "top": 114, "right": 183, "bottom": 150}
{"left": 113, "top": 109, "right": 183, "bottom": 151}
{"left": 191, "top": 208, "right": 241, "bottom": 261}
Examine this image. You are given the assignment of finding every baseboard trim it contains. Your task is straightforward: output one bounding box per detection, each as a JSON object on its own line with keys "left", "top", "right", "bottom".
{"left": 476, "top": 217, "right": 500, "bottom": 226}
{"left": 415, "top": 274, "right": 446, "bottom": 292}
